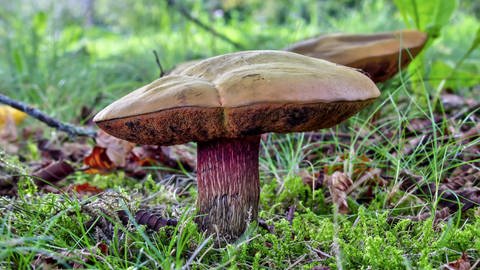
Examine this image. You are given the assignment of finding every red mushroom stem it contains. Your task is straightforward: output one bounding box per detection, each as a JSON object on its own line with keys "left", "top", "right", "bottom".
{"left": 196, "top": 135, "right": 260, "bottom": 239}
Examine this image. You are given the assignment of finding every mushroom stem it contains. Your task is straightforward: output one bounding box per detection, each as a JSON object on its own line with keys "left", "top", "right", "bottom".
{"left": 196, "top": 135, "right": 260, "bottom": 240}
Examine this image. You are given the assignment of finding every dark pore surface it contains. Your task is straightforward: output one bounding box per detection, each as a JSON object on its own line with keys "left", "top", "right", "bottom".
{"left": 95, "top": 99, "right": 375, "bottom": 145}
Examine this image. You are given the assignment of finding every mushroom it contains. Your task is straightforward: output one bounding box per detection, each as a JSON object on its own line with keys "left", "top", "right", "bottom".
{"left": 93, "top": 50, "right": 380, "bottom": 240}
{"left": 168, "top": 59, "right": 202, "bottom": 75}
{"left": 285, "top": 30, "right": 428, "bottom": 82}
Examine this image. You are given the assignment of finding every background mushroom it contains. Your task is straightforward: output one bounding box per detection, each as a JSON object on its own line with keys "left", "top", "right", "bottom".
{"left": 93, "top": 50, "right": 380, "bottom": 240}
{"left": 285, "top": 30, "right": 428, "bottom": 82}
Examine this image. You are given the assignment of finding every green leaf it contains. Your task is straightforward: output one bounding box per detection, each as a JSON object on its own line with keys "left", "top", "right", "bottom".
{"left": 393, "top": 0, "right": 416, "bottom": 28}
{"left": 465, "top": 27, "right": 480, "bottom": 56}
{"left": 12, "top": 48, "right": 24, "bottom": 74}
{"left": 427, "top": 0, "right": 457, "bottom": 38}
{"left": 430, "top": 60, "right": 480, "bottom": 89}
{"left": 393, "top": 0, "right": 457, "bottom": 38}
{"left": 59, "top": 25, "right": 84, "bottom": 49}
{"left": 33, "top": 11, "right": 47, "bottom": 35}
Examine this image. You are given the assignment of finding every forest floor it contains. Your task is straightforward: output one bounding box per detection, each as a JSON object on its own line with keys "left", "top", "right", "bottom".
{"left": 1, "top": 1, "right": 479, "bottom": 269}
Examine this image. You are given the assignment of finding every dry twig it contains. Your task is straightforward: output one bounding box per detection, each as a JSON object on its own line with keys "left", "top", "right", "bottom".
{"left": 0, "top": 94, "right": 96, "bottom": 138}
{"left": 166, "top": 0, "right": 244, "bottom": 49}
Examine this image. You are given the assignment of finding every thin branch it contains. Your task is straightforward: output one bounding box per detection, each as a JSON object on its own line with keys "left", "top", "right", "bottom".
{"left": 167, "top": 0, "right": 244, "bottom": 50}
{"left": 152, "top": 50, "right": 165, "bottom": 78}
{"left": 0, "top": 94, "right": 97, "bottom": 138}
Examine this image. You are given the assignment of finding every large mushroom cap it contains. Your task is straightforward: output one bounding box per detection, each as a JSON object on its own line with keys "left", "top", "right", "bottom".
{"left": 94, "top": 50, "right": 380, "bottom": 145}
{"left": 285, "top": 30, "right": 428, "bottom": 82}
{"left": 168, "top": 59, "right": 202, "bottom": 75}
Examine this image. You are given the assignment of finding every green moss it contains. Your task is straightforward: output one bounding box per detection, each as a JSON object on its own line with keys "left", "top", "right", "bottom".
{"left": 260, "top": 176, "right": 329, "bottom": 215}
{"left": 2, "top": 181, "right": 479, "bottom": 269}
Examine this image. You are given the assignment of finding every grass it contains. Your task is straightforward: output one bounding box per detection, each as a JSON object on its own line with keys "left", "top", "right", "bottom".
{"left": 0, "top": 0, "right": 479, "bottom": 269}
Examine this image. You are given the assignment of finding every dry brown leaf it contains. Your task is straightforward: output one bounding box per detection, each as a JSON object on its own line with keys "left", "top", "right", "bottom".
{"left": 442, "top": 252, "right": 471, "bottom": 270}
{"left": 0, "top": 163, "right": 18, "bottom": 196}
{"left": 324, "top": 154, "right": 375, "bottom": 181}
{"left": 327, "top": 171, "right": 353, "bottom": 214}
{"left": 37, "top": 138, "right": 91, "bottom": 162}
{"left": 86, "top": 131, "right": 197, "bottom": 176}
{"left": 347, "top": 168, "right": 388, "bottom": 202}
{"left": 299, "top": 170, "right": 324, "bottom": 190}
{"left": 132, "top": 145, "right": 178, "bottom": 168}
{"left": 31, "top": 160, "right": 75, "bottom": 187}
{"left": 83, "top": 146, "right": 115, "bottom": 174}
{"left": 461, "top": 123, "right": 480, "bottom": 142}
{"left": 61, "top": 142, "right": 92, "bottom": 162}
{"left": 388, "top": 207, "right": 451, "bottom": 224}
{"left": 162, "top": 144, "right": 197, "bottom": 170}
{"left": 68, "top": 182, "right": 104, "bottom": 198}
{"left": 31, "top": 241, "right": 108, "bottom": 269}
{"left": 96, "top": 130, "right": 135, "bottom": 167}
{"left": 441, "top": 93, "right": 476, "bottom": 111}
{"left": 400, "top": 169, "right": 480, "bottom": 212}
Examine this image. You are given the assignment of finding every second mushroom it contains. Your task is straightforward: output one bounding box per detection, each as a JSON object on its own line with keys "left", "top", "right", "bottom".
{"left": 93, "top": 50, "right": 380, "bottom": 240}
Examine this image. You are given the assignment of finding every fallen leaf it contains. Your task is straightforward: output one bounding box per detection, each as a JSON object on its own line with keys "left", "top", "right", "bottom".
{"left": 299, "top": 170, "right": 324, "bottom": 190}
{"left": 324, "top": 154, "right": 374, "bottom": 181}
{"left": 96, "top": 242, "right": 109, "bottom": 256}
{"left": 0, "top": 165, "right": 18, "bottom": 196}
{"left": 400, "top": 169, "right": 480, "bottom": 212}
{"left": 31, "top": 160, "right": 75, "bottom": 187}
{"left": 327, "top": 171, "right": 353, "bottom": 214}
{"left": 62, "top": 142, "right": 92, "bottom": 162}
{"left": 83, "top": 131, "right": 187, "bottom": 176}
{"left": 31, "top": 241, "right": 109, "bottom": 269}
{"left": 132, "top": 145, "right": 174, "bottom": 167}
{"left": 132, "top": 144, "right": 197, "bottom": 171}
{"left": 37, "top": 138, "right": 91, "bottom": 162}
{"left": 162, "top": 144, "right": 197, "bottom": 170}
{"left": 95, "top": 130, "right": 135, "bottom": 167}
{"left": 84, "top": 146, "right": 115, "bottom": 174}
{"left": 441, "top": 93, "right": 476, "bottom": 112}
{"left": 460, "top": 122, "right": 480, "bottom": 142}
{"left": 0, "top": 105, "right": 27, "bottom": 127}
{"left": 388, "top": 207, "right": 450, "bottom": 224}
{"left": 69, "top": 182, "right": 104, "bottom": 197}
{"left": 442, "top": 252, "right": 471, "bottom": 270}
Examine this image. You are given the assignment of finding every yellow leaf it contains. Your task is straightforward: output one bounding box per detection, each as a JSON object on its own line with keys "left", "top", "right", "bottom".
{"left": 0, "top": 105, "right": 27, "bottom": 127}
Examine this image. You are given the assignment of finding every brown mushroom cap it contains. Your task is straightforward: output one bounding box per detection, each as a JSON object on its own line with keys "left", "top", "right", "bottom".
{"left": 168, "top": 59, "right": 202, "bottom": 75}
{"left": 94, "top": 50, "right": 380, "bottom": 145}
{"left": 285, "top": 30, "right": 428, "bottom": 82}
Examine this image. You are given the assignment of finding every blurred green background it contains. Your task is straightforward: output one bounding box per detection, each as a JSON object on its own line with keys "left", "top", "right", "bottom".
{"left": 1, "top": 0, "right": 479, "bottom": 122}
